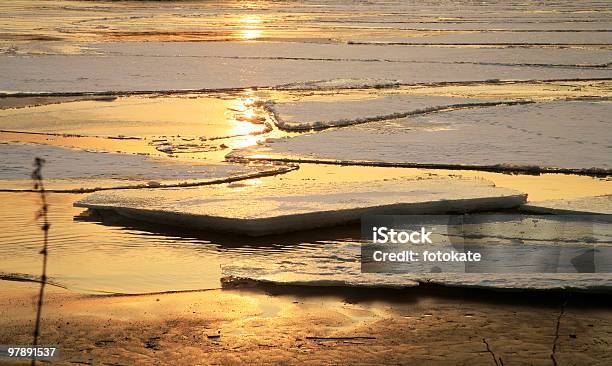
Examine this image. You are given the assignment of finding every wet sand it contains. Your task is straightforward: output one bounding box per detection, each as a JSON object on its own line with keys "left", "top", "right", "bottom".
{"left": 1, "top": 280, "right": 611, "bottom": 365}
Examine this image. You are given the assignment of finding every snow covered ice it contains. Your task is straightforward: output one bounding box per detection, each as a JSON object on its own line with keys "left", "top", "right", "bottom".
{"left": 75, "top": 175, "right": 526, "bottom": 236}
{"left": 236, "top": 100, "right": 612, "bottom": 174}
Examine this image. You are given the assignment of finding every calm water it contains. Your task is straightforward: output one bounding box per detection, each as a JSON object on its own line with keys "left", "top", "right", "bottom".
{"left": 0, "top": 190, "right": 361, "bottom": 294}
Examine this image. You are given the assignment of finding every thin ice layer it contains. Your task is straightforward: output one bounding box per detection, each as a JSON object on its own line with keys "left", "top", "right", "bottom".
{"left": 222, "top": 266, "right": 612, "bottom": 292}
{"left": 238, "top": 100, "right": 612, "bottom": 173}
{"left": 346, "top": 31, "right": 612, "bottom": 45}
{"left": 75, "top": 176, "right": 526, "bottom": 236}
{"left": 267, "top": 95, "right": 494, "bottom": 130}
{"left": 221, "top": 214, "right": 612, "bottom": 291}
{"left": 522, "top": 195, "right": 612, "bottom": 215}
{"left": 0, "top": 142, "right": 284, "bottom": 191}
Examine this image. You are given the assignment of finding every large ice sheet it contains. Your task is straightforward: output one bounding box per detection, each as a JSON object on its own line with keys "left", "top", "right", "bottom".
{"left": 522, "top": 195, "right": 612, "bottom": 215}
{"left": 0, "top": 142, "right": 285, "bottom": 192}
{"left": 2, "top": 54, "right": 611, "bottom": 94}
{"left": 236, "top": 100, "right": 612, "bottom": 174}
{"left": 93, "top": 42, "right": 612, "bottom": 68}
{"left": 267, "top": 95, "right": 495, "bottom": 130}
{"left": 75, "top": 176, "right": 526, "bottom": 236}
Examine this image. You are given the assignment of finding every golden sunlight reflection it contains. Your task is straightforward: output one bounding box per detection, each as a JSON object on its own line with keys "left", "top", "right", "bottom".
{"left": 241, "top": 28, "right": 263, "bottom": 40}
{"left": 232, "top": 120, "right": 259, "bottom": 136}
{"left": 241, "top": 15, "right": 262, "bottom": 25}
{"left": 239, "top": 15, "right": 263, "bottom": 40}
{"left": 230, "top": 134, "right": 262, "bottom": 149}
{"left": 242, "top": 109, "right": 255, "bottom": 120}
{"left": 227, "top": 178, "right": 262, "bottom": 192}
{"left": 226, "top": 94, "right": 268, "bottom": 149}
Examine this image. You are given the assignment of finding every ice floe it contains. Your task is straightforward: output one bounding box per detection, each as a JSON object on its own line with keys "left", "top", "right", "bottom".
{"left": 2, "top": 55, "right": 611, "bottom": 93}
{"left": 75, "top": 175, "right": 526, "bottom": 236}
{"left": 265, "top": 94, "right": 504, "bottom": 130}
{"left": 234, "top": 100, "right": 612, "bottom": 174}
{"left": 93, "top": 42, "right": 612, "bottom": 68}
{"left": 522, "top": 195, "right": 612, "bottom": 215}
{"left": 221, "top": 213, "right": 612, "bottom": 292}
{"left": 0, "top": 142, "right": 289, "bottom": 192}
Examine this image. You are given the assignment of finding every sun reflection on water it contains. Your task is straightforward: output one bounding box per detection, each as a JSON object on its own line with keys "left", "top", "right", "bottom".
{"left": 239, "top": 15, "right": 263, "bottom": 40}
{"left": 230, "top": 134, "right": 261, "bottom": 149}
{"left": 225, "top": 93, "right": 269, "bottom": 149}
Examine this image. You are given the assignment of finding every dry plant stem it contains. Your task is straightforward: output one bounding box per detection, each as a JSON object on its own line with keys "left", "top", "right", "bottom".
{"left": 31, "top": 157, "right": 49, "bottom": 366}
